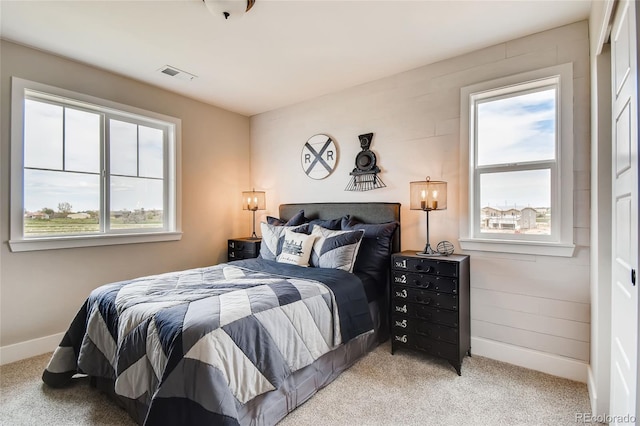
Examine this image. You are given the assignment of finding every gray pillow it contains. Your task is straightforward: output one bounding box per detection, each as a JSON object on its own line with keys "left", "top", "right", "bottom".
{"left": 259, "top": 222, "right": 309, "bottom": 261}
{"left": 309, "top": 226, "right": 365, "bottom": 272}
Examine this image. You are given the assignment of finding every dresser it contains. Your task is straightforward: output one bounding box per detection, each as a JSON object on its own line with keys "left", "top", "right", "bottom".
{"left": 227, "top": 238, "right": 261, "bottom": 262}
{"left": 390, "top": 251, "right": 470, "bottom": 375}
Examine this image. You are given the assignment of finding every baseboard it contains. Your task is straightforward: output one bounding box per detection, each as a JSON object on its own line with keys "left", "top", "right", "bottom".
{"left": 587, "top": 366, "right": 598, "bottom": 414}
{"left": 471, "top": 337, "right": 588, "bottom": 383}
{"left": 0, "top": 332, "right": 64, "bottom": 366}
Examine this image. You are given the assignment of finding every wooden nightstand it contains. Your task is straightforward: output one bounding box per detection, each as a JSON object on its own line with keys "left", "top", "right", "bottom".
{"left": 390, "top": 251, "right": 470, "bottom": 375}
{"left": 228, "top": 238, "right": 261, "bottom": 262}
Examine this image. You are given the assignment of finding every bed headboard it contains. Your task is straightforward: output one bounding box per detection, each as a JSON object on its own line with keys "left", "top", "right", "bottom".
{"left": 279, "top": 202, "right": 401, "bottom": 253}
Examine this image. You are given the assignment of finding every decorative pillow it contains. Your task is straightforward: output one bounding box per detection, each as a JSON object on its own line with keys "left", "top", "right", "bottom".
{"left": 276, "top": 230, "right": 317, "bottom": 267}
{"left": 307, "top": 217, "right": 344, "bottom": 233}
{"left": 266, "top": 209, "right": 306, "bottom": 226}
{"left": 340, "top": 217, "right": 399, "bottom": 281}
{"left": 309, "top": 225, "right": 365, "bottom": 272}
{"left": 259, "top": 222, "right": 309, "bottom": 261}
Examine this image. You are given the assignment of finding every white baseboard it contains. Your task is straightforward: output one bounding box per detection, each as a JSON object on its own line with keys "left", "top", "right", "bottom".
{"left": 471, "top": 336, "right": 588, "bottom": 383}
{"left": 0, "top": 332, "right": 64, "bottom": 366}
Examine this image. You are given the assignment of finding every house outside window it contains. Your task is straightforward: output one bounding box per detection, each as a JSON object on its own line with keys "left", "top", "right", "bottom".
{"left": 9, "top": 78, "right": 182, "bottom": 252}
{"left": 459, "top": 64, "right": 575, "bottom": 257}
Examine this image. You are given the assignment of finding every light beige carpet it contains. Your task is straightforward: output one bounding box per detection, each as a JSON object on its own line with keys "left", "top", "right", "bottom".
{"left": 1, "top": 342, "right": 593, "bottom": 425}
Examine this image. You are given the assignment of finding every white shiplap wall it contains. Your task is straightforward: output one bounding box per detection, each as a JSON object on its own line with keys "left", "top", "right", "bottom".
{"left": 251, "top": 21, "right": 590, "bottom": 381}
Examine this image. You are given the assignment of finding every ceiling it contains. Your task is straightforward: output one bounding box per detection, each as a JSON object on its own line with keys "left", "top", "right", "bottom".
{"left": 0, "top": 0, "right": 591, "bottom": 117}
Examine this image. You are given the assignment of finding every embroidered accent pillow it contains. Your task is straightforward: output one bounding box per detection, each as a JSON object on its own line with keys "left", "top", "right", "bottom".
{"left": 259, "top": 222, "right": 309, "bottom": 261}
{"left": 276, "top": 230, "right": 317, "bottom": 267}
{"left": 309, "top": 226, "right": 365, "bottom": 272}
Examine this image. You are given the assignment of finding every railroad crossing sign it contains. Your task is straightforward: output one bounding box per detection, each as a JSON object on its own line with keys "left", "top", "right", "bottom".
{"left": 301, "top": 134, "right": 338, "bottom": 180}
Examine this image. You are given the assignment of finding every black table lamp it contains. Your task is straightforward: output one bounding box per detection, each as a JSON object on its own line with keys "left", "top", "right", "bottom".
{"left": 410, "top": 177, "right": 447, "bottom": 255}
{"left": 242, "top": 189, "right": 266, "bottom": 239}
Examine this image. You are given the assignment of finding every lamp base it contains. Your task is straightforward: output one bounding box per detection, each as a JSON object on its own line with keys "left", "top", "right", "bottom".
{"left": 416, "top": 243, "right": 442, "bottom": 257}
{"left": 248, "top": 234, "right": 261, "bottom": 240}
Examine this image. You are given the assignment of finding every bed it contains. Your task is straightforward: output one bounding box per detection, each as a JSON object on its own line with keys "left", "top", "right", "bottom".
{"left": 42, "top": 202, "right": 401, "bottom": 426}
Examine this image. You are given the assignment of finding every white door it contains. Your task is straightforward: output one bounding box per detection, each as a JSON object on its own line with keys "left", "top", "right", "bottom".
{"left": 610, "top": 0, "right": 639, "bottom": 424}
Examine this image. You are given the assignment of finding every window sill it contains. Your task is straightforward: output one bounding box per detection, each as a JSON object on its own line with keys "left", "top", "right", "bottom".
{"left": 8, "top": 231, "right": 183, "bottom": 252}
{"left": 458, "top": 238, "right": 575, "bottom": 257}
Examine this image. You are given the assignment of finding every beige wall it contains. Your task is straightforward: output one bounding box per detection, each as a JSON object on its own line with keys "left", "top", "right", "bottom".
{"left": 251, "top": 21, "right": 591, "bottom": 380}
{"left": 0, "top": 41, "right": 251, "bottom": 349}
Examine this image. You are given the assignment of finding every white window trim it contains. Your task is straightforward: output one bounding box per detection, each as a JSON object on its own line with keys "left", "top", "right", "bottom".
{"left": 9, "top": 77, "right": 182, "bottom": 252}
{"left": 458, "top": 63, "right": 575, "bottom": 257}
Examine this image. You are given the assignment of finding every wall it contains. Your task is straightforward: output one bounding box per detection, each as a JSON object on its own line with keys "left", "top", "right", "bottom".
{"left": 0, "top": 41, "right": 251, "bottom": 362}
{"left": 251, "top": 21, "right": 591, "bottom": 381}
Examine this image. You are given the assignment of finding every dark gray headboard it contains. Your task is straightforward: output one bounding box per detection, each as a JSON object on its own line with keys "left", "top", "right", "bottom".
{"left": 279, "top": 202, "right": 401, "bottom": 253}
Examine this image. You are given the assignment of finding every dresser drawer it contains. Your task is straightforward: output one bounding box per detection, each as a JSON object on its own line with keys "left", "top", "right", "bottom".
{"left": 392, "top": 285, "right": 458, "bottom": 311}
{"left": 392, "top": 271, "right": 458, "bottom": 294}
{"left": 392, "top": 256, "right": 458, "bottom": 277}
{"left": 391, "top": 301, "right": 458, "bottom": 327}
{"left": 393, "top": 317, "right": 458, "bottom": 344}
{"left": 228, "top": 239, "right": 261, "bottom": 261}
{"left": 392, "top": 332, "right": 458, "bottom": 361}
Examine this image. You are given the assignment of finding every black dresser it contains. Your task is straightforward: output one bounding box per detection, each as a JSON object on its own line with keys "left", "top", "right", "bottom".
{"left": 390, "top": 251, "right": 470, "bottom": 375}
{"left": 227, "top": 238, "right": 261, "bottom": 262}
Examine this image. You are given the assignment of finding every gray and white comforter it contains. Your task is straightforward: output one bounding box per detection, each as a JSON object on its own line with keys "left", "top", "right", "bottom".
{"left": 42, "top": 259, "right": 373, "bottom": 425}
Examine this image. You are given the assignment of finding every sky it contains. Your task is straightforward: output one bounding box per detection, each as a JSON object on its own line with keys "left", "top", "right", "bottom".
{"left": 23, "top": 99, "right": 164, "bottom": 213}
{"left": 476, "top": 88, "right": 556, "bottom": 208}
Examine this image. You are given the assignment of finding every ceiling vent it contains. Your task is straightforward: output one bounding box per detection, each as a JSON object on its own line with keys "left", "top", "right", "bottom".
{"left": 157, "top": 65, "right": 197, "bottom": 82}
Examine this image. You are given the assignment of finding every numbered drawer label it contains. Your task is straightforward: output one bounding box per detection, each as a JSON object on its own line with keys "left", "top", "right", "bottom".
{"left": 393, "top": 271, "right": 458, "bottom": 294}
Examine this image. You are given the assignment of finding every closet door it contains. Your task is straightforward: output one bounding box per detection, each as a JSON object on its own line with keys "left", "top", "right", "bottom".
{"left": 610, "top": 0, "right": 639, "bottom": 423}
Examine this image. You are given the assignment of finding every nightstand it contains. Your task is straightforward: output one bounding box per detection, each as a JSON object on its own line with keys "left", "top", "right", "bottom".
{"left": 228, "top": 238, "right": 261, "bottom": 262}
{"left": 390, "top": 251, "right": 470, "bottom": 375}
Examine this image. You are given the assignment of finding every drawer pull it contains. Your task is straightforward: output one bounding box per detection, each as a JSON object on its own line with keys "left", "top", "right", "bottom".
{"left": 395, "top": 289, "right": 408, "bottom": 298}
{"left": 395, "top": 304, "right": 408, "bottom": 313}
{"left": 395, "top": 319, "right": 407, "bottom": 328}
{"left": 229, "top": 252, "right": 235, "bottom": 258}
{"left": 394, "top": 334, "right": 408, "bottom": 343}
{"left": 416, "top": 296, "right": 431, "bottom": 305}
{"left": 229, "top": 242, "right": 235, "bottom": 248}
{"left": 416, "top": 264, "right": 432, "bottom": 273}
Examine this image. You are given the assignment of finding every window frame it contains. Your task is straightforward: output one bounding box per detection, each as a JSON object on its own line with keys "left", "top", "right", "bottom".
{"left": 9, "top": 77, "right": 182, "bottom": 252}
{"left": 458, "top": 64, "right": 575, "bottom": 257}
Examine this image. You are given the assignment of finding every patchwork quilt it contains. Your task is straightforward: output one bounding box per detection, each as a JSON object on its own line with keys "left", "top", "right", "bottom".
{"left": 42, "top": 259, "right": 373, "bottom": 425}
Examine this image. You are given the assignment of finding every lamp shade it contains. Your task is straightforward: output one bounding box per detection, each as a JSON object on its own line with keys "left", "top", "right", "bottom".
{"left": 242, "top": 189, "right": 266, "bottom": 211}
{"left": 410, "top": 178, "right": 447, "bottom": 211}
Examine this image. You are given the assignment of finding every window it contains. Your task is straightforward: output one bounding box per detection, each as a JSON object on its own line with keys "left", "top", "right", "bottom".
{"left": 10, "top": 78, "right": 181, "bottom": 252}
{"left": 459, "top": 64, "right": 575, "bottom": 257}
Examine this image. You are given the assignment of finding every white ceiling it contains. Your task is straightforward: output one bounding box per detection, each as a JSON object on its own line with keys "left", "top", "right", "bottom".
{"left": 0, "top": 0, "right": 591, "bottom": 116}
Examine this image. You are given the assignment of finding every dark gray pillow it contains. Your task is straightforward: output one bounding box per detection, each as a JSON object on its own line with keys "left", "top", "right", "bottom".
{"left": 266, "top": 209, "right": 306, "bottom": 226}
{"left": 341, "top": 217, "right": 399, "bottom": 282}
{"left": 307, "top": 217, "right": 343, "bottom": 233}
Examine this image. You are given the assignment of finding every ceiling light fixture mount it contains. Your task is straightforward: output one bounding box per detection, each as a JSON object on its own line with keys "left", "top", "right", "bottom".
{"left": 203, "top": 0, "right": 256, "bottom": 20}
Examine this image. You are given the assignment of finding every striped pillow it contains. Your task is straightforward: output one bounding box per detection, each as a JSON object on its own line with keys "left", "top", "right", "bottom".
{"left": 259, "top": 222, "right": 309, "bottom": 261}
{"left": 309, "top": 226, "right": 365, "bottom": 272}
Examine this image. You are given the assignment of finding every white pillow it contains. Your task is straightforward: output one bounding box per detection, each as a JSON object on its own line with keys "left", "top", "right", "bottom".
{"left": 276, "top": 229, "right": 317, "bottom": 267}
